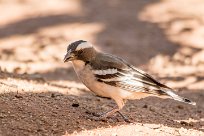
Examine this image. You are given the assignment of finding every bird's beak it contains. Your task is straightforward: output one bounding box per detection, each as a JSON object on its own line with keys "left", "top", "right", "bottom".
{"left": 63, "top": 52, "right": 74, "bottom": 62}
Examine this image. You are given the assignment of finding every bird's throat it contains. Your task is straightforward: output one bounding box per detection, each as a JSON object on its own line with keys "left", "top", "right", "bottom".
{"left": 72, "top": 60, "right": 86, "bottom": 73}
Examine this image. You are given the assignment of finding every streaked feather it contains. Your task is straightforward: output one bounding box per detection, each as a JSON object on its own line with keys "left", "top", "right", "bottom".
{"left": 89, "top": 52, "right": 196, "bottom": 105}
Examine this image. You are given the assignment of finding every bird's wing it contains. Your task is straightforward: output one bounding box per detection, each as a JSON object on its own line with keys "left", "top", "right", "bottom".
{"left": 90, "top": 53, "right": 167, "bottom": 95}
{"left": 90, "top": 53, "right": 196, "bottom": 105}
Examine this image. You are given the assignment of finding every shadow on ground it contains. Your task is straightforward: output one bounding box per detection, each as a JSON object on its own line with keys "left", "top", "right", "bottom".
{"left": 0, "top": 0, "right": 178, "bottom": 66}
{"left": 0, "top": 90, "right": 203, "bottom": 135}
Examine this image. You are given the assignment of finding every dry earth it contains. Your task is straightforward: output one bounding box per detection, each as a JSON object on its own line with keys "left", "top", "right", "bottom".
{"left": 0, "top": 0, "right": 203, "bottom": 136}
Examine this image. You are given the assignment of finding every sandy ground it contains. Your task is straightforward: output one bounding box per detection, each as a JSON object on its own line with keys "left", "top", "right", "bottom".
{"left": 0, "top": 0, "right": 203, "bottom": 135}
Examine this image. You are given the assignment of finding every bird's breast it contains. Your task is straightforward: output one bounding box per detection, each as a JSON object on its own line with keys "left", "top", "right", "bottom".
{"left": 72, "top": 60, "right": 112, "bottom": 97}
{"left": 72, "top": 60, "right": 86, "bottom": 73}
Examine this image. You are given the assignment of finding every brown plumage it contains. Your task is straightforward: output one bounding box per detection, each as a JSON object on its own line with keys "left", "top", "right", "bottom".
{"left": 64, "top": 40, "right": 196, "bottom": 122}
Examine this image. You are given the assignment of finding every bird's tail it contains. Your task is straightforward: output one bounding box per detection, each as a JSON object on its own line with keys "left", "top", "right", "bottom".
{"left": 161, "top": 88, "right": 196, "bottom": 105}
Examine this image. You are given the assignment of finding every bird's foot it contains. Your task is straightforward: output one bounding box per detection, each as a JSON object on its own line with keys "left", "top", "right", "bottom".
{"left": 85, "top": 111, "right": 132, "bottom": 123}
{"left": 117, "top": 111, "right": 132, "bottom": 123}
{"left": 85, "top": 111, "right": 113, "bottom": 122}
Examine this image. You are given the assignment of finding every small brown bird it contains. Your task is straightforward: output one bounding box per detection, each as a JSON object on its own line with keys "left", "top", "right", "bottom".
{"left": 64, "top": 40, "right": 196, "bottom": 122}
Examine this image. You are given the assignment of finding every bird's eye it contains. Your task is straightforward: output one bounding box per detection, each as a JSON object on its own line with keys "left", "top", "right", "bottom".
{"left": 78, "top": 49, "right": 83, "bottom": 54}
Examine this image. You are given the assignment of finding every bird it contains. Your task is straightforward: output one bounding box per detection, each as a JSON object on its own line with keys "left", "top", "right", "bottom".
{"left": 63, "top": 40, "right": 196, "bottom": 122}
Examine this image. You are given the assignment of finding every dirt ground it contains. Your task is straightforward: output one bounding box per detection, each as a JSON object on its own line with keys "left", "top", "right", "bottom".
{"left": 0, "top": 0, "right": 204, "bottom": 135}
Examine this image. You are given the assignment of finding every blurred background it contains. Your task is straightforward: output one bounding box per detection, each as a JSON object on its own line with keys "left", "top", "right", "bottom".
{"left": 0, "top": 0, "right": 203, "bottom": 135}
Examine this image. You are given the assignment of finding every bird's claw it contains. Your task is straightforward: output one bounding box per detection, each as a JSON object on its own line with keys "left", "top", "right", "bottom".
{"left": 85, "top": 111, "right": 132, "bottom": 123}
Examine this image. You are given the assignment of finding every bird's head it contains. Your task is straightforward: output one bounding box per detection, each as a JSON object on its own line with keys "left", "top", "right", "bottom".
{"left": 63, "top": 40, "right": 96, "bottom": 63}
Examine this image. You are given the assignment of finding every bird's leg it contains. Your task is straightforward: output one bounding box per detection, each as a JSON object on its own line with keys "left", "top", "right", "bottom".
{"left": 87, "top": 98, "right": 131, "bottom": 122}
{"left": 99, "top": 105, "right": 120, "bottom": 118}
{"left": 87, "top": 105, "right": 119, "bottom": 121}
{"left": 117, "top": 111, "right": 131, "bottom": 123}
{"left": 89, "top": 106, "right": 131, "bottom": 123}
{"left": 114, "top": 98, "right": 131, "bottom": 123}
{"left": 99, "top": 106, "right": 131, "bottom": 123}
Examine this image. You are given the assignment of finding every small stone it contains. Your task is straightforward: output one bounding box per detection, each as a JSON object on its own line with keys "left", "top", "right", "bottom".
{"left": 0, "top": 113, "right": 6, "bottom": 118}
{"left": 180, "top": 121, "right": 193, "bottom": 127}
{"left": 14, "top": 67, "right": 21, "bottom": 74}
{"left": 197, "top": 110, "right": 202, "bottom": 113}
{"left": 72, "top": 103, "right": 79, "bottom": 107}
{"left": 149, "top": 107, "right": 155, "bottom": 112}
{"left": 142, "top": 104, "right": 148, "bottom": 108}
{"left": 51, "top": 93, "right": 55, "bottom": 98}
{"left": 15, "top": 95, "right": 23, "bottom": 99}
{"left": 177, "top": 105, "right": 184, "bottom": 109}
